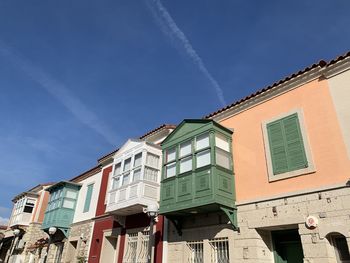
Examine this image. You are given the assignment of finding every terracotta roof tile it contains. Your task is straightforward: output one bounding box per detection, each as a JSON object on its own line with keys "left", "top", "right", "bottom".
{"left": 204, "top": 60, "right": 327, "bottom": 119}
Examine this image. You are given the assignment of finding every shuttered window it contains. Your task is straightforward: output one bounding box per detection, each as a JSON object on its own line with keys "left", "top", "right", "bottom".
{"left": 267, "top": 113, "right": 308, "bottom": 175}
{"left": 83, "top": 184, "right": 94, "bottom": 212}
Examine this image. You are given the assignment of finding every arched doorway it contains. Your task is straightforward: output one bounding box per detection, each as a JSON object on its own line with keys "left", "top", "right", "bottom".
{"left": 327, "top": 233, "right": 350, "bottom": 263}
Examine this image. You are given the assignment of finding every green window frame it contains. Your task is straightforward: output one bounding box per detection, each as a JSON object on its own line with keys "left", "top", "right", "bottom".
{"left": 83, "top": 183, "right": 94, "bottom": 213}
{"left": 265, "top": 112, "right": 311, "bottom": 178}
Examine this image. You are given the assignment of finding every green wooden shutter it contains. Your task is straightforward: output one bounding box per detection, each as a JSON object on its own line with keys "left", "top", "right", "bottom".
{"left": 283, "top": 114, "right": 308, "bottom": 171}
{"left": 267, "top": 121, "right": 289, "bottom": 174}
{"left": 267, "top": 113, "right": 308, "bottom": 175}
{"left": 83, "top": 184, "right": 94, "bottom": 212}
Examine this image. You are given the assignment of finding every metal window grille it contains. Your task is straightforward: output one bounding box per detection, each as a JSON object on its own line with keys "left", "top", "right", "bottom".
{"left": 137, "top": 231, "right": 149, "bottom": 263}
{"left": 123, "top": 233, "right": 138, "bottom": 263}
{"left": 209, "top": 237, "right": 230, "bottom": 263}
{"left": 123, "top": 231, "right": 150, "bottom": 263}
{"left": 187, "top": 241, "right": 204, "bottom": 263}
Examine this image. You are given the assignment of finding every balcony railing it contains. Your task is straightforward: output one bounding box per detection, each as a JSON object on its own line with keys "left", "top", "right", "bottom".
{"left": 9, "top": 212, "right": 32, "bottom": 227}
{"left": 106, "top": 179, "right": 159, "bottom": 215}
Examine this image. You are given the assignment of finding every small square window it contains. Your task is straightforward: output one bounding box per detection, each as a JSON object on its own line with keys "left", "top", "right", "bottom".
{"left": 166, "top": 163, "right": 176, "bottom": 178}
{"left": 196, "top": 133, "right": 209, "bottom": 151}
{"left": 180, "top": 156, "right": 192, "bottom": 173}
{"left": 180, "top": 141, "right": 192, "bottom": 157}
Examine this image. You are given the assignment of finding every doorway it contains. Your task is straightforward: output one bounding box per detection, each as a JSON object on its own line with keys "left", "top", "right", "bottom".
{"left": 272, "top": 229, "right": 304, "bottom": 263}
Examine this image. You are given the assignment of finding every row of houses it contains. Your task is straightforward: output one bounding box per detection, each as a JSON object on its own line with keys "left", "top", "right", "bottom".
{"left": 0, "top": 51, "right": 350, "bottom": 263}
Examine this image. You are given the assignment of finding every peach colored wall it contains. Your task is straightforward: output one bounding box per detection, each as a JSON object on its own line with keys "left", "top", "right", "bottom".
{"left": 31, "top": 193, "right": 41, "bottom": 222}
{"left": 37, "top": 191, "right": 49, "bottom": 223}
{"left": 219, "top": 78, "right": 350, "bottom": 202}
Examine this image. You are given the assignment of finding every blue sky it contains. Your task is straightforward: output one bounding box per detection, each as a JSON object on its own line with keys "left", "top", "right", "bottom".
{"left": 0, "top": 0, "right": 349, "bottom": 223}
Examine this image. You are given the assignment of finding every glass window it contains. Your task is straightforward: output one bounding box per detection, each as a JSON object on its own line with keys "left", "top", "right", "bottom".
{"left": 144, "top": 167, "right": 158, "bottom": 182}
{"left": 66, "top": 190, "right": 77, "bottom": 199}
{"left": 196, "top": 149, "right": 211, "bottom": 168}
{"left": 23, "top": 199, "right": 35, "bottom": 213}
{"left": 180, "top": 156, "right": 192, "bottom": 173}
{"left": 146, "top": 153, "right": 160, "bottom": 168}
{"left": 62, "top": 199, "right": 75, "bottom": 209}
{"left": 216, "top": 148, "right": 231, "bottom": 170}
{"left": 114, "top": 163, "right": 121, "bottom": 175}
{"left": 180, "top": 141, "right": 192, "bottom": 157}
{"left": 112, "top": 177, "right": 120, "bottom": 190}
{"left": 166, "top": 163, "right": 176, "bottom": 178}
{"left": 134, "top": 153, "right": 142, "bottom": 168}
{"left": 196, "top": 133, "right": 209, "bottom": 151}
{"left": 122, "top": 173, "right": 130, "bottom": 186}
{"left": 215, "top": 134, "right": 230, "bottom": 152}
{"left": 83, "top": 184, "right": 94, "bottom": 213}
{"left": 167, "top": 148, "right": 176, "bottom": 162}
{"left": 133, "top": 169, "right": 141, "bottom": 182}
{"left": 124, "top": 158, "right": 131, "bottom": 172}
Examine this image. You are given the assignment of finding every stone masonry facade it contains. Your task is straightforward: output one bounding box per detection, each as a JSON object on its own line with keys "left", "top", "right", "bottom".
{"left": 10, "top": 223, "right": 49, "bottom": 263}
{"left": 234, "top": 185, "right": 350, "bottom": 263}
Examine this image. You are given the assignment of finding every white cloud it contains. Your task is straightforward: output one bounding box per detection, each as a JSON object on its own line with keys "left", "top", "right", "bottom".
{"left": 0, "top": 217, "right": 9, "bottom": 226}
{"left": 0, "top": 40, "right": 118, "bottom": 145}
{"left": 146, "top": 0, "right": 226, "bottom": 106}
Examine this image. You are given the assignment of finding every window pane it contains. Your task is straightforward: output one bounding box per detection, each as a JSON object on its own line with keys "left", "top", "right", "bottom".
{"left": 166, "top": 163, "right": 176, "bottom": 178}
{"left": 196, "top": 133, "right": 209, "bottom": 151}
{"left": 215, "top": 134, "right": 230, "bottom": 152}
{"left": 124, "top": 158, "right": 131, "bottom": 171}
{"left": 196, "top": 150, "right": 211, "bottom": 168}
{"left": 66, "top": 190, "right": 77, "bottom": 199}
{"left": 112, "top": 177, "right": 120, "bottom": 190}
{"left": 167, "top": 148, "right": 176, "bottom": 162}
{"left": 216, "top": 148, "right": 231, "bottom": 170}
{"left": 180, "top": 156, "right": 192, "bottom": 173}
{"left": 62, "top": 199, "right": 75, "bottom": 209}
{"left": 83, "top": 184, "right": 94, "bottom": 213}
{"left": 180, "top": 141, "right": 192, "bottom": 157}
{"left": 122, "top": 173, "right": 130, "bottom": 185}
{"left": 134, "top": 153, "right": 142, "bottom": 167}
{"left": 114, "top": 163, "right": 121, "bottom": 175}
{"left": 144, "top": 167, "right": 158, "bottom": 182}
{"left": 133, "top": 169, "right": 141, "bottom": 182}
{"left": 146, "top": 153, "right": 160, "bottom": 168}
{"left": 23, "top": 205, "right": 34, "bottom": 213}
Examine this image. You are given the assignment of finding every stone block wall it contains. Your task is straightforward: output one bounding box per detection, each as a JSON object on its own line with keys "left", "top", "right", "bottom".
{"left": 235, "top": 186, "right": 350, "bottom": 263}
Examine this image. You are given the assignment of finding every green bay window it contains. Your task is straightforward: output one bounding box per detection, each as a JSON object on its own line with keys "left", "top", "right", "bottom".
{"left": 159, "top": 119, "right": 237, "bottom": 231}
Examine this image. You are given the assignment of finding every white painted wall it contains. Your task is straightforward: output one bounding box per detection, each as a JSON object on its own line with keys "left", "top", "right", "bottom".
{"left": 328, "top": 69, "right": 350, "bottom": 159}
{"left": 73, "top": 171, "right": 102, "bottom": 223}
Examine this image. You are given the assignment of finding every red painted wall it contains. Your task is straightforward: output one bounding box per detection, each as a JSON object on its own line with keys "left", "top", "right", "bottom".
{"left": 89, "top": 165, "right": 165, "bottom": 263}
{"left": 88, "top": 216, "right": 117, "bottom": 263}
{"left": 89, "top": 165, "right": 114, "bottom": 263}
{"left": 154, "top": 215, "right": 164, "bottom": 263}
{"left": 96, "top": 165, "right": 112, "bottom": 216}
{"left": 117, "top": 214, "right": 164, "bottom": 263}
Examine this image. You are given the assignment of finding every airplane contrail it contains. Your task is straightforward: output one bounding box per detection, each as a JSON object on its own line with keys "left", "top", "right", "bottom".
{"left": 0, "top": 40, "right": 118, "bottom": 145}
{"left": 147, "top": 0, "right": 227, "bottom": 106}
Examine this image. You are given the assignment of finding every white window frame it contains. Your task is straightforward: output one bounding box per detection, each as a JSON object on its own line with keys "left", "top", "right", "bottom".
{"left": 262, "top": 109, "right": 315, "bottom": 182}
